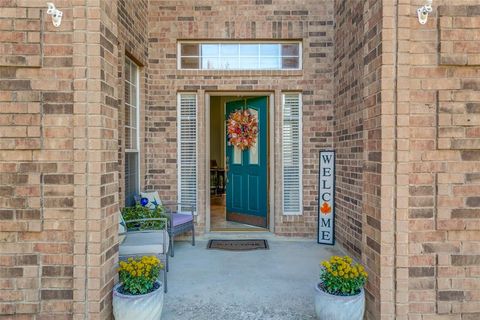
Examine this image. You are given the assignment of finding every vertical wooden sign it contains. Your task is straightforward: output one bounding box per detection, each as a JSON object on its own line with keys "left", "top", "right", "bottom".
{"left": 318, "top": 150, "right": 335, "bottom": 245}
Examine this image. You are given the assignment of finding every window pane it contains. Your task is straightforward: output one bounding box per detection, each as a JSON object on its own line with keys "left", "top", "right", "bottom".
{"left": 219, "top": 57, "right": 238, "bottom": 69}
{"left": 124, "top": 83, "right": 130, "bottom": 107}
{"left": 125, "top": 152, "right": 139, "bottom": 206}
{"left": 179, "top": 42, "right": 301, "bottom": 70}
{"left": 249, "top": 108, "right": 259, "bottom": 164}
{"left": 239, "top": 57, "right": 258, "bottom": 69}
{"left": 125, "top": 57, "right": 139, "bottom": 152}
{"left": 181, "top": 43, "right": 199, "bottom": 56}
{"left": 260, "top": 57, "right": 280, "bottom": 69}
{"left": 130, "top": 105, "right": 137, "bottom": 127}
{"left": 125, "top": 59, "right": 131, "bottom": 81}
{"left": 260, "top": 44, "right": 280, "bottom": 56}
{"left": 239, "top": 44, "right": 258, "bottom": 56}
{"left": 129, "top": 84, "right": 137, "bottom": 106}
{"left": 125, "top": 105, "right": 131, "bottom": 127}
{"left": 220, "top": 44, "right": 238, "bottom": 56}
{"left": 201, "top": 44, "right": 218, "bottom": 56}
{"left": 202, "top": 57, "right": 219, "bottom": 69}
{"left": 181, "top": 57, "right": 199, "bottom": 69}
{"left": 282, "top": 44, "right": 299, "bottom": 56}
{"left": 125, "top": 127, "right": 131, "bottom": 149}
{"left": 282, "top": 57, "right": 299, "bottom": 69}
{"left": 233, "top": 146, "right": 242, "bottom": 164}
{"left": 131, "top": 128, "right": 137, "bottom": 150}
{"left": 130, "top": 62, "right": 137, "bottom": 83}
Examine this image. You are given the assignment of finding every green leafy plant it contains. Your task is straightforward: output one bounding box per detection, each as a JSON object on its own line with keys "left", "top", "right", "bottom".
{"left": 320, "top": 255, "right": 368, "bottom": 296}
{"left": 118, "top": 256, "right": 164, "bottom": 295}
{"left": 121, "top": 203, "right": 167, "bottom": 231}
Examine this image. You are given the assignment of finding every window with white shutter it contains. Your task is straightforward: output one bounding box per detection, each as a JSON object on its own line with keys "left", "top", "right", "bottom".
{"left": 177, "top": 93, "right": 197, "bottom": 213}
{"left": 282, "top": 93, "right": 302, "bottom": 215}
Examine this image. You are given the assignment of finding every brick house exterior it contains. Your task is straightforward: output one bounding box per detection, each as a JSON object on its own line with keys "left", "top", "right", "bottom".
{"left": 0, "top": 0, "right": 479, "bottom": 319}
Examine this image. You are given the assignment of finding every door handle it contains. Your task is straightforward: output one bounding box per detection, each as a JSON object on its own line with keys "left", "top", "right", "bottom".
{"left": 225, "top": 156, "right": 229, "bottom": 185}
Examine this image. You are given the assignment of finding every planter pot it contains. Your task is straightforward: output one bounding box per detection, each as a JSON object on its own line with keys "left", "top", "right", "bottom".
{"left": 113, "top": 281, "right": 164, "bottom": 320}
{"left": 314, "top": 282, "right": 365, "bottom": 320}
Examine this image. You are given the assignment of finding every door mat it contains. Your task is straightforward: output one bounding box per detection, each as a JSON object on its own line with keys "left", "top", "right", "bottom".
{"left": 207, "top": 239, "right": 269, "bottom": 251}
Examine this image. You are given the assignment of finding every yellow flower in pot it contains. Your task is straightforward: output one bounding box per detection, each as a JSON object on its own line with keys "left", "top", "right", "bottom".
{"left": 315, "top": 256, "right": 368, "bottom": 320}
{"left": 113, "top": 256, "right": 165, "bottom": 320}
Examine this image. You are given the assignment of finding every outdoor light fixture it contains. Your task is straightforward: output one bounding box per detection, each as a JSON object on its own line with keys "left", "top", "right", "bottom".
{"left": 46, "top": 2, "right": 63, "bottom": 27}
{"left": 417, "top": 0, "right": 433, "bottom": 25}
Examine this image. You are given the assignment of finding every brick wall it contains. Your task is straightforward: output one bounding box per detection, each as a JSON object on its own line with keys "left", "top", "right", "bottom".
{"left": 147, "top": 0, "right": 334, "bottom": 237}
{"left": 0, "top": 1, "right": 75, "bottom": 317}
{"left": 334, "top": 1, "right": 384, "bottom": 318}
{"left": 333, "top": 0, "right": 365, "bottom": 261}
{"left": 0, "top": 1, "right": 121, "bottom": 318}
{"left": 393, "top": 1, "right": 480, "bottom": 319}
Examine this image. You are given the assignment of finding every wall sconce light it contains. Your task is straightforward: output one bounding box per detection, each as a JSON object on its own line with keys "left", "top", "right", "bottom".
{"left": 417, "top": 0, "right": 433, "bottom": 25}
{"left": 46, "top": 2, "right": 63, "bottom": 27}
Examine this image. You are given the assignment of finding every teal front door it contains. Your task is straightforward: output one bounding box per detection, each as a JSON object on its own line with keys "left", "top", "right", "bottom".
{"left": 226, "top": 97, "right": 268, "bottom": 228}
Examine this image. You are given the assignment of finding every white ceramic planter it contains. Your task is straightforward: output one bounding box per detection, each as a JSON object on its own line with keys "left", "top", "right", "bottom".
{"left": 113, "top": 281, "right": 164, "bottom": 320}
{"left": 314, "top": 282, "right": 365, "bottom": 320}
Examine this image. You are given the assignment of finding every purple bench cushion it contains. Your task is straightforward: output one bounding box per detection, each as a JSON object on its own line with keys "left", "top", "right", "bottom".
{"left": 172, "top": 213, "right": 193, "bottom": 226}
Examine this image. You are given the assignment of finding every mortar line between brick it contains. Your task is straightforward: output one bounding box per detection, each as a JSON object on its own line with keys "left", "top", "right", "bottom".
{"left": 434, "top": 172, "right": 439, "bottom": 313}
{"left": 435, "top": 90, "right": 439, "bottom": 150}
{"left": 436, "top": 12, "right": 441, "bottom": 67}
{"left": 393, "top": 0, "right": 400, "bottom": 317}
{"left": 39, "top": 171, "right": 44, "bottom": 307}
{"left": 40, "top": 8, "right": 44, "bottom": 68}
{"left": 39, "top": 11, "right": 45, "bottom": 306}
{"left": 83, "top": 2, "right": 90, "bottom": 318}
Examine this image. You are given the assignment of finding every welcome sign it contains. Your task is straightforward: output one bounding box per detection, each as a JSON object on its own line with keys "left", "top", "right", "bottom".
{"left": 318, "top": 150, "right": 335, "bottom": 245}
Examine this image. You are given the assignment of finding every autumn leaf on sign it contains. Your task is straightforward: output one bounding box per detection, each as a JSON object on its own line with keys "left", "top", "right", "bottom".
{"left": 320, "top": 202, "right": 331, "bottom": 215}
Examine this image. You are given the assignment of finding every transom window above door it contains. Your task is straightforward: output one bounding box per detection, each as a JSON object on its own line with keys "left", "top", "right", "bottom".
{"left": 178, "top": 41, "right": 302, "bottom": 70}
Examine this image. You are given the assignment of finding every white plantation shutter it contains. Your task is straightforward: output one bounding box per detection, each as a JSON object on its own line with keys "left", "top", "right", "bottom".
{"left": 282, "top": 93, "right": 302, "bottom": 215}
{"left": 177, "top": 93, "right": 197, "bottom": 213}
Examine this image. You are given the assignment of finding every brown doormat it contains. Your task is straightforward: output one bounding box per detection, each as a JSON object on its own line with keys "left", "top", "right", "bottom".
{"left": 207, "top": 239, "right": 269, "bottom": 251}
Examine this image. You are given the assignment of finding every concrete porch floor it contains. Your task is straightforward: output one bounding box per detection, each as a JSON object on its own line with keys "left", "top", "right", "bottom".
{"left": 162, "top": 235, "right": 344, "bottom": 319}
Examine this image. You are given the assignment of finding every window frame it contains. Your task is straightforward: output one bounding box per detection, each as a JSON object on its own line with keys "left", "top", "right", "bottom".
{"left": 124, "top": 56, "right": 141, "bottom": 206}
{"left": 177, "top": 40, "right": 303, "bottom": 71}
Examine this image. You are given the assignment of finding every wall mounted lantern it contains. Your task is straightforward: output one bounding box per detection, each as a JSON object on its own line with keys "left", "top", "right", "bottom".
{"left": 417, "top": 0, "right": 433, "bottom": 25}
{"left": 46, "top": 2, "right": 63, "bottom": 27}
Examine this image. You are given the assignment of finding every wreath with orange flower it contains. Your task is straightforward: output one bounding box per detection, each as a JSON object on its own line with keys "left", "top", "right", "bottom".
{"left": 227, "top": 109, "right": 258, "bottom": 150}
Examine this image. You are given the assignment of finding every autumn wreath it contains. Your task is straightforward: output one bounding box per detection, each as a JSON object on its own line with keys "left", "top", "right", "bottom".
{"left": 227, "top": 109, "right": 258, "bottom": 150}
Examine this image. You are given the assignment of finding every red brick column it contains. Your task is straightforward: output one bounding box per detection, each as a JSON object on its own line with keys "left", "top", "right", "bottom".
{"left": 72, "top": 1, "right": 119, "bottom": 319}
{"left": 0, "top": 2, "right": 75, "bottom": 318}
{"left": 398, "top": 2, "right": 480, "bottom": 319}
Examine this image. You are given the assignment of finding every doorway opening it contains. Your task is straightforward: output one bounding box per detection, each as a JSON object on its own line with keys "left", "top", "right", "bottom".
{"left": 209, "top": 95, "right": 270, "bottom": 231}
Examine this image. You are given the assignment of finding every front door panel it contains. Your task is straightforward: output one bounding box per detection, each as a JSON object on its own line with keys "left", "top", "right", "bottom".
{"left": 226, "top": 97, "right": 268, "bottom": 228}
